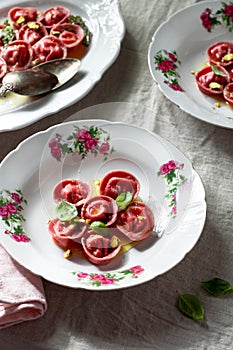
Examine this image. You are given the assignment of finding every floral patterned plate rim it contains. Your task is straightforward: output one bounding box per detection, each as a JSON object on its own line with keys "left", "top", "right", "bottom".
{"left": 0, "top": 120, "right": 206, "bottom": 290}
{"left": 0, "top": 0, "right": 125, "bottom": 132}
{"left": 148, "top": 0, "right": 233, "bottom": 129}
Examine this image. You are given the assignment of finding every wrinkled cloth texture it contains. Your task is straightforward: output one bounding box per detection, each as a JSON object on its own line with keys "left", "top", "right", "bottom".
{"left": 0, "top": 0, "right": 233, "bottom": 349}
{"left": 0, "top": 245, "right": 47, "bottom": 329}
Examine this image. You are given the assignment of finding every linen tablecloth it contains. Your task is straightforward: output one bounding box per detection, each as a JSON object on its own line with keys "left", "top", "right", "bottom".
{"left": 0, "top": 0, "right": 233, "bottom": 349}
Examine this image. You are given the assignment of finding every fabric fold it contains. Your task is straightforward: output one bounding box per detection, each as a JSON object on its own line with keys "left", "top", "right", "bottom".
{"left": 0, "top": 244, "right": 47, "bottom": 329}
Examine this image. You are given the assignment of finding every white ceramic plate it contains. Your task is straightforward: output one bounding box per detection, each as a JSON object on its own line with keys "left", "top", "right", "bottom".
{"left": 0, "top": 0, "right": 125, "bottom": 131}
{"left": 0, "top": 120, "right": 206, "bottom": 290}
{"left": 148, "top": 0, "right": 233, "bottom": 129}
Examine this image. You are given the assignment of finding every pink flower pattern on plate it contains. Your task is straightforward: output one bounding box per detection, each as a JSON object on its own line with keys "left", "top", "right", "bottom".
{"left": 158, "top": 160, "right": 186, "bottom": 218}
{"left": 49, "top": 125, "right": 114, "bottom": 161}
{"left": 200, "top": 3, "right": 233, "bottom": 32}
{"left": 154, "top": 49, "right": 184, "bottom": 92}
{"left": 73, "top": 265, "right": 145, "bottom": 286}
{"left": 0, "top": 189, "right": 30, "bottom": 242}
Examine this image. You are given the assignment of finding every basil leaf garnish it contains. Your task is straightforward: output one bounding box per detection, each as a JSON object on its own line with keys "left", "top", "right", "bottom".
{"left": 55, "top": 200, "right": 78, "bottom": 221}
{"left": 178, "top": 294, "right": 204, "bottom": 320}
{"left": 201, "top": 278, "right": 233, "bottom": 297}
{"left": 90, "top": 221, "right": 109, "bottom": 236}
{"left": 116, "top": 191, "right": 133, "bottom": 210}
{"left": 211, "top": 64, "right": 226, "bottom": 76}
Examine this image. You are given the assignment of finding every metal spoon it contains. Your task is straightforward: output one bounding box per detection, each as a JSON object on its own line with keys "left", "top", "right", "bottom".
{"left": 0, "top": 58, "right": 81, "bottom": 97}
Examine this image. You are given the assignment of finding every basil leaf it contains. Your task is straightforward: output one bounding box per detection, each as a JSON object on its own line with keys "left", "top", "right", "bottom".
{"left": 201, "top": 278, "right": 233, "bottom": 297}
{"left": 211, "top": 64, "right": 226, "bottom": 76}
{"left": 116, "top": 191, "right": 133, "bottom": 210}
{"left": 178, "top": 294, "right": 204, "bottom": 320}
{"left": 55, "top": 200, "right": 78, "bottom": 221}
{"left": 90, "top": 221, "right": 109, "bottom": 236}
{"left": 69, "top": 15, "right": 93, "bottom": 46}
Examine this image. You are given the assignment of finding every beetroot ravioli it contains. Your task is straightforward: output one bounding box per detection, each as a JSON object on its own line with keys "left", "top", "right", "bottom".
{"left": 195, "top": 41, "right": 233, "bottom": 105}
{"left": 48, "top": 170, "right": 155, "bottom": 265}
{"left": 0, "top": 5, "right": 92, "bottom": 82}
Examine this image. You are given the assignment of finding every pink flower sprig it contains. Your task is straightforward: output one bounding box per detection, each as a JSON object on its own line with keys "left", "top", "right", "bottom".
{"left": 0, "top": 189, "right": 30, "bottom": 242}
{"left": 200, "top": 2, "right": 233, "bottom": 32}
{"left": 154, "top": 49, "right": 184, "bottom": 92}
{"left": 74, "top": 265, "right": 144, "bottom": 286}
{"left": 158, "top": 160, "right": 186, "bottom": 218}
{"left": 49, "top": 125, "right": 114, "bottom": 161}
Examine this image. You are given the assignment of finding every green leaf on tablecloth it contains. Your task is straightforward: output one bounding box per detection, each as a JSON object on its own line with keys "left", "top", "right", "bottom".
{"left": 178, "top": 293, "right": 204, "bottom": 320}
{"left": 201, "top": 278, "right": 233, "bottom": 297}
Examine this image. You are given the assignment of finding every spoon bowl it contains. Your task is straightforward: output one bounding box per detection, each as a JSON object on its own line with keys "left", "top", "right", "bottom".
{"left": 0, "top": 58, "right": 81, "bottom": 97}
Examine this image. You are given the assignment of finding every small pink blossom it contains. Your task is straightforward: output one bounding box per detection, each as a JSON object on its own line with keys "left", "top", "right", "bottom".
{"left": 0, "top": 206, "right": 9, "bottom": 218}
{"left": 4, "top": 230, "right": 10, "bottom": 234}
{"left": 11, "top": 192, "right": 21, "bottom": 204}
{"left": 84, "top": 138, "right": 98, "bottom": 150}
{"left": 200, "top": 9, "right": 212, "bottom": 31}
{"left": 130, "top": 265, "right": 144, "bottom": 275}
{"left": 157, "top": 59, "right": 174, "bottom": 72}
{"left": 10, "top": 234, "right": 30, "bottom": 242}
{"left": 160, "top": 160, "right": 178, "bottom": 175}
{"left": 168, "top": 52, "right": 177, "bottom": 63}
{"left": 159, "top": 163, "right": 170, "bottom": 175}
{"left": 49, "top": 138, "right": 59, "bottom": 149}
{"left": 50, "top": 146, "right": 62, "bottom": 159}
{"left": 172, "top": 206, "right": 177, "bottom": 216}
{"left": 77, "top": 272, "right": 89, "bottom": 279}
{"left": 168, "top": 83, "right": 184, "bottom": 92}
{"left": 7, "top": 202, "right": 18, "bottom": 214}
{"left": 168, "top": 160, "right": 178, "bottom": 171}
{"left": 99, "top": 142, "right": 110, "bottom": 154}
{"left": 224, "top": 4, "right": 233, "bottom": 17}
{"left": 77, "top": 129, "right": 92, "bottom": 141}
{"left": 91, "top": 274, "right": 115, "bottom": 284}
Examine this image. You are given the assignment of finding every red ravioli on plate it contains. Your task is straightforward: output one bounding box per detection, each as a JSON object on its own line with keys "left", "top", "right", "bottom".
{"left": 40, "top": 6, "right": 70, "bottom": 29}
{"left": 81, "top": 195, "right": 118, "bottom": 226}
{"left": 53, "top": 179, "right": 92, "bottom": 207}
{"left": 51, "top": 23, "right": 85, "bottom": 48}
{"left": 99, "top": 170, "right": 140, "bottom": 200}
{"left": 195, "top": 65, "right": 230, "bottom": 96}
{"left": 81, "top": 230, "right": 121, "bottom": 265}
{"left": 48, "top": 217, "right": 87, "bottom": 249}
{"left": 1, "top": 40, "right": 33, "bottom": 71}
{"left": 116, "top": 201, "right": 155, "bottom": 241}
{"left": 207, "top": 41, "right": 233, "bottom": 67}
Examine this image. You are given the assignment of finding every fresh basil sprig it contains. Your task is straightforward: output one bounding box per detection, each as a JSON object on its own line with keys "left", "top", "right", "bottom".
{"left": 201, "top": 278, "right": 233, "bottom": 297}
{"left": 69, "top": 15, "right": 93, "bottom": 46}
{"left": 211, "top": 64, "right": 226, "bottom": 76}
{"left": 116, "top": 191, "right": 133, "bottom": 210}
{"left": 55, "top": 200, "right": 78, "bottom": 221}
{"left": 178, "top": 294, "right": 204, "bottom": 321}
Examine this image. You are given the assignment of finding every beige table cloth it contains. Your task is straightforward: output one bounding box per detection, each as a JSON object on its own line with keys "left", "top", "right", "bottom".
{"left": 0, "top": 0, "right": 233, "bottom": 349}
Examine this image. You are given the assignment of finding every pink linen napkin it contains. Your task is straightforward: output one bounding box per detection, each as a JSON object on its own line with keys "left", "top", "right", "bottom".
{"left": 0, "top": 244, "right": 47, "bottom": 329}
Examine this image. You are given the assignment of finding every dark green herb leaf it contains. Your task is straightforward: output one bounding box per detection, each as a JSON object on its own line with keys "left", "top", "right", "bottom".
{"left": 69, "top": 15, "right": 93, "bottom": 46}
{"left": 90, "top": 221, "right": 109, "bottom": 236}
{"left": 211, "top": 64, "right": 226, "bottom": 76}
{"left": 55, "top": 200, "right": 78, "bottom": 221}
{"left": 116, "top": 191, "right": 133, "bottom": 210}
{"left": 201, "top": 278, "right": 233, "bottom": 297}
{"left": 178, "top": 294, "right": 204, "bottom": 320}
{"left": 0, "top": 21, "right": 16, "bottom": 46}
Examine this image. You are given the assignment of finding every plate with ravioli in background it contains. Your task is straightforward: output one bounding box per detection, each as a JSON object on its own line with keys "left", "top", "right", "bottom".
{"left": 148, "top": 0, "right": 233, "bottom": 129}
{"left": 0, "top": 0, "right": 125, "bottom": 131}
